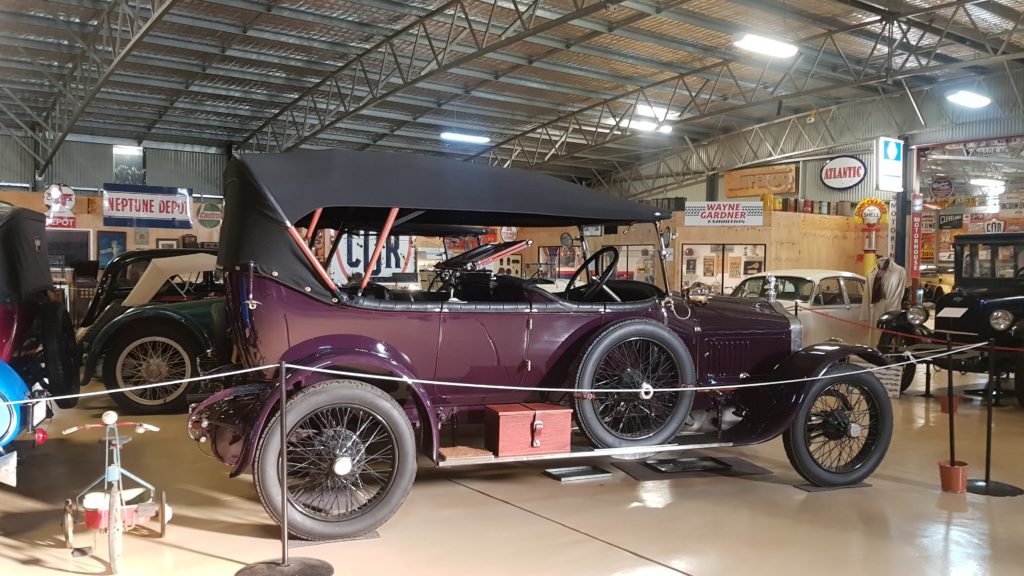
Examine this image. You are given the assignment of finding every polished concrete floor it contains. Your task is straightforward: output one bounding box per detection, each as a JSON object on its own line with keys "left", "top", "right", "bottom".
{"left": 2, "top": 372, "right": 1023, "bottom": 576}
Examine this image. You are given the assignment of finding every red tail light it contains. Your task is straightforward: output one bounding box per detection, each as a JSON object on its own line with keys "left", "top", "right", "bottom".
{"left": 34, "top": 428, "right": 48, "bottom": 445}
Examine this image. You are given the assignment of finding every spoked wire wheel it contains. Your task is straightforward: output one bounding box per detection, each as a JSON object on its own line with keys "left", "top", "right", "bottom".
{"left": 574, "top": 320, "right": 695, "bottom": 448}
{"left": 784, "top": 365, "right": 893, "bottom": 486}
{"left": 591, "top": 338, "right": 682, "bottom": 440}
{"left": 285, "top": 404, "right": 397, "bottom": 522}
{"left": 877, "top": 332, "right": 916, "bottom": 391}
{"left": 105, "top": 327, "right": 200, "bottom": 413}
{"left": 254, "top": 380, "right": 416, "bottom": 540}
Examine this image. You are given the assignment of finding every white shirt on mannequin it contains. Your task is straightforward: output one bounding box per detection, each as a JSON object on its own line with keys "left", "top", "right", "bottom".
{"left": 862, "top": 257, "right": 907, "bottom": 323}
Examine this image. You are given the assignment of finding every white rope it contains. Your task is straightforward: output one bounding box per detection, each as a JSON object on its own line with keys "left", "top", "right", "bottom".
{"left": 285, "top": 341, "right": 987, "bottom": 394}
{"left": 0, "top": 364, "right": 277, "bottom": 407}
{"left": 0, "top": 341, "right": 987, "bottom": 408}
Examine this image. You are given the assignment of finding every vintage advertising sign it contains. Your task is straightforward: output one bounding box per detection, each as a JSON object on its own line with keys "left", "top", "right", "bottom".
{"left": 43, "top": 184, "right": 76, "bottom": 228}
{"left": 102, "top": 183, "right": 193, "bottom": 229}
{"left": 854, "top": 197, "right": 888, "bottom": 227}
{"left": 910, "top": 194, "right": 923, "bottom": 279}
{"left": 938, "top": 213, "right": 963, "bottom": 229}
{"left": 328, "top": 231, "right": 415, "bottom": 284}
{"left": 723, "top": 164, "right": 797, "bottom": 198}
{"left": 820, "top": 156, "right": 866, "bottom": 190}
{"left": 929, "top": 176, "right": 954, "bottom": 199}
{"left": 875, "top": 137, "right": 904, "bottom": 192}
{"left": 684, "top": 201, "right": 764, "bottom": 226}
{"left": 196, "top": 202, "right": 223, "bottom": 229}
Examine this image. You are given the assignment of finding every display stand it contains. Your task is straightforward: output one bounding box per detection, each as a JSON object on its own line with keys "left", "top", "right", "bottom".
{"left": 236, "top": 363, "right": 334, "bottom": 576}
{"left": 966, "top": 340, "right": 1023, "bottom": 498}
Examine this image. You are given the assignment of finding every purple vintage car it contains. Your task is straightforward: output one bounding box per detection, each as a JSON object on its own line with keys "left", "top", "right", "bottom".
{"left": 189, "top": 149, "right": 893, "bottom": 540}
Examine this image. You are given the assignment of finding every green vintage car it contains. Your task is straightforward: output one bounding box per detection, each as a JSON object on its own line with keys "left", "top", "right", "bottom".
{"left": 79, "top": 253, "right": 229, "bottom": 414}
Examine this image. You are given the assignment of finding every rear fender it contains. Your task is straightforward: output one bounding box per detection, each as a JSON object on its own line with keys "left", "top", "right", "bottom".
{"left": 723, "top": 343, "right": 888, "bottom": 445}
{"left": 83, "top": 308, "right": 213, "bottom": 386}
{"left": 228, "top": 344, "right": 438, "bottom": 478}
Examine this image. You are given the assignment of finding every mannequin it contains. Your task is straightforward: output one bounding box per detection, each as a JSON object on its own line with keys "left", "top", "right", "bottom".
{"left": 862, "top": 256, "right": 907, "bottom": 323}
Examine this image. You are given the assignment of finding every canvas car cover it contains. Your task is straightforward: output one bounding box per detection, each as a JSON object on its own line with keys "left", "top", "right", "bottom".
{"left": 0, "top": 209, "right": 52, "bottom": 304}
{"left": 220, "top": 149, "right": 669, "bottom": 304}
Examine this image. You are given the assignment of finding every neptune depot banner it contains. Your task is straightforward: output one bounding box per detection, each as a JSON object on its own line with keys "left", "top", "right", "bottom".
{"left": 102, "top": 183, "right": 193, "bottom": 229}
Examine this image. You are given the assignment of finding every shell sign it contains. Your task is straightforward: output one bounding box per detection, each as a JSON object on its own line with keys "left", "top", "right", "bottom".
{"left": 820, "top": 156, "right": 866, "bottom": 190}
{"left": 854, "top": 197, "right": 888, "bottom": 227}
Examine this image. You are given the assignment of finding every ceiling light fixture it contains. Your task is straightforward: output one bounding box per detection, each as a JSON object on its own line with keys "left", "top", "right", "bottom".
{"left": 733, "top": 33, "right": 798, "bottom": 58}
{"left": 112, "top": 145, "right": 144, "bottom": 156}
{"left": 635, "top": 104, "right": 680, "bottom": 121}
{"left": 970, "top": 177, "right": 1006, "bottom": 195}
{"left": 946, "top": 90, "right": 991, "bottom": 108}
{"left": 601, "top": 118, "right": 672, "bottom": 134}
{"left": 440, "top": 131, "right": 490, "bottom": 144}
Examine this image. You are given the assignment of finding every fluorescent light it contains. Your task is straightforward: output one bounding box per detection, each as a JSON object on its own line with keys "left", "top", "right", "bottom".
{"left": 946, "top": 90, "right": 991, "bottom": 108}
{"left": 635, "top": 104, "right": 680, "bottom": 121}
{"left": 440, "top": 131, "right": 490, "bottom": 144}
{"left": 601, "top": 118, "right": 672, "bottom": 133}
{"left": 112, "top": 145, "right": 144, "bottom": 156}
{"left": 733, "top": 33, "right": 798, "bottom": 58}
{"left": 970, "top": 178, "right": 1005, "bottom": 195}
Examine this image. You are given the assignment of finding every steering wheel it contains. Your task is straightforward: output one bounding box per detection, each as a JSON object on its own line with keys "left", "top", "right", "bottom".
{"left": 565, "top": 246, "right": 620, "bottom": 301}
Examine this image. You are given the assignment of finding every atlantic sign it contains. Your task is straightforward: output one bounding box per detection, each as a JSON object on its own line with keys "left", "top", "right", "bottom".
{"left": 820, "top": 156, "right": 866, "bottom": 190}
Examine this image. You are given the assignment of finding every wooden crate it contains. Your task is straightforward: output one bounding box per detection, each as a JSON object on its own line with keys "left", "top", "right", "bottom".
{"left": 484, "top": 403, "right": 572, "bottom": 457}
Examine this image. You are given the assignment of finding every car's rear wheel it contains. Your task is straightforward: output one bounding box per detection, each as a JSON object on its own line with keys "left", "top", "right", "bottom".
{"left": 42, "top": 300, "right": 80, "bottom": 408}
{"left": 783, "top": 364, "right": 893, "bottom": 486}
{"left": 103, "top": 325, "right": 200, "bottom": 414}
{"left": 573, "top": 320, "right": 695, "bottom": 448}
{"left": 253, "top": 380, "right": 416, "bottom": 541}
{"left": 877, "top": 332, "right": 916, "bottom": 392}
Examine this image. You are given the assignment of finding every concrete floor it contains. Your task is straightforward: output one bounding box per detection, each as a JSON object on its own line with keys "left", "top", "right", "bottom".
{"left": 2, "top": 372, "right": 1023, "bottom": 576}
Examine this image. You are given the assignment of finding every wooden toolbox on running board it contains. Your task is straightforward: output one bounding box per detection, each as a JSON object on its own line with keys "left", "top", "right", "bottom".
{"left": 484, "top": 403, "right": 572, "bottom": 457}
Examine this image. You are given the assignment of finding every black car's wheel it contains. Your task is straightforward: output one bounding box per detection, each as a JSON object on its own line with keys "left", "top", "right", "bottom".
{"left": 1014, "top": 354, "right": 1024, "bottom": 407}
{"left": 573, "top": 319, "right": 695, "bottom": 448}
{"left": 42, "top": 300, "right": 80, "bottom": 408}
{"left": 877, "top": 332, "right": 916, "bottom": 392}
{"left": 783, "top": 364, "right": 893, "bottom": 486}
{"left": 102, "top": 324, "right": 201, "bottom": 414}
{"left": 253, "top": 380, "right": 416, "bottom": 541}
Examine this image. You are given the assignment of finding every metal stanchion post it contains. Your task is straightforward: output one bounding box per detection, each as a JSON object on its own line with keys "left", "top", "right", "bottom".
{"left": 946, "top": 332, "right": 955, "bottom": 466}
{"left": 967, "top": 339, "right": 1023, "bottom": 497}
{"left": 235, "top": 363, "right": 334, "bottom": 576}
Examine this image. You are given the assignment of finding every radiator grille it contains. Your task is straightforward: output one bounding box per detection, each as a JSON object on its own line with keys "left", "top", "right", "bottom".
{"left": 705, "top": 339, "right": 750, "bottom": 377}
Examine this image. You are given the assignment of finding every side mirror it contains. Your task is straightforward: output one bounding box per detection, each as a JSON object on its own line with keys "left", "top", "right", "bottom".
{"left": 559, "top": 232, "right": 574, "bottom": 249}
{"left": 660, "top": 227, "right": 673, "bottom": 249}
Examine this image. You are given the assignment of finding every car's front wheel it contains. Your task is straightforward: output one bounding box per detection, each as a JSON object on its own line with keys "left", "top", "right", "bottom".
{"left": 783, "top": 364, "right": 893, "bottom": 486}
{"left": 573, "top": 319, "right": 695, "bottom": 448}
{"left": 102, "top": 325, "right": 200, "bottom": 414}
{"left": 877, "top": 332, "right": 916, "bottom": 392}
{"left": 253, "top": 380, "right": 416, "bottom": 541}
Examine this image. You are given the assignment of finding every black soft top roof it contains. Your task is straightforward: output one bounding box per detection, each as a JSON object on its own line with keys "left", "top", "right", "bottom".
{"left": 220, "top": 149, "right": 665, "bottom": 303}
{"left": 0, "top": 208, "right": 53, "bottom": 303}
{"left": 233, "top": 148, "right": 666, "bottom": 228}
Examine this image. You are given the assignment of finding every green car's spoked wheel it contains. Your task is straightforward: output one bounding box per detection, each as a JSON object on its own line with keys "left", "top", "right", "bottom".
{"left": 285, "top": 405, "right": 398, "bottom": 521}
{"left": 104, "top": 326, "right": 200, "bottom": 414}
{"left": 805, "top": 382, "right": 880, "bottom": 473}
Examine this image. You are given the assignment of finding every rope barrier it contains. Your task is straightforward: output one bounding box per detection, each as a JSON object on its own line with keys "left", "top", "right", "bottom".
{"left": 799, "top": 307, "right": 1024, "bottom": 354}
{"left": 0, "top": 341, "right": 989, "bottom": 408}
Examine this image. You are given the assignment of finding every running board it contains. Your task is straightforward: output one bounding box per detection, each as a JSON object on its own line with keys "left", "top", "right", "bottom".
{"left": 436, "top": 441, "right": 734, "bottom": 467}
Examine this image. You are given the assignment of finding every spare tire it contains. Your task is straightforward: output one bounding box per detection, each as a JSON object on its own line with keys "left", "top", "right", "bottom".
{"left": 42, "top": 299, "right": 80, "bottom": 408}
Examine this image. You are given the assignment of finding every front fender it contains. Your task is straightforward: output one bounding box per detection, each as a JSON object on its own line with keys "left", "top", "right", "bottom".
{"left": 83, "top": 307, "right": 214, "bottom": 385}
{"left": 723, "top": 343, "right": 888, "bottom": 446}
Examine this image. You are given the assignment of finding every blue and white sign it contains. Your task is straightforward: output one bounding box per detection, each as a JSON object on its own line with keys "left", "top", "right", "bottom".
{"left": 875, "top": 137, "right": 904, "bottom": 192}
{"left": 102, "top": 183, "right": 194, "bottom": 229}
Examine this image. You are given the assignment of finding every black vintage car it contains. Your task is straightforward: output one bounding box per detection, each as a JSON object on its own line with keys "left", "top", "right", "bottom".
{"left": 878, "top": 232, "right": 1024, "bottom": 403}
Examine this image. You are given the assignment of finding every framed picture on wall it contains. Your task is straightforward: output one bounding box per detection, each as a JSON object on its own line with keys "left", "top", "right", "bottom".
{"left": 45, "top": 229, "right": 93, "bottom": 268}
{"left": 156, "top": 238, "right": 179, "bottom": 249}
{"left": 97, "top": 230, "right": 127, "bottom": 268}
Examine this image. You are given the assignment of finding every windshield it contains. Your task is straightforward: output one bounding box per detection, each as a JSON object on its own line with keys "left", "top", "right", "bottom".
{"left": 731, "top": 275, "right": 814, "bottom": 302}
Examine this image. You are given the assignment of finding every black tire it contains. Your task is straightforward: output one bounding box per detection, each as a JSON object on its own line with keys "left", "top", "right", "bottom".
{"left": 42, "top": 300, "right": 80, "bottom": 408}
{"left": 102, "top": 324, "right": 201, "bottom": 414}
{"left": 783, "top": 364, "right": 893, "bottom": 486}
{"left": 573, "top": 319, "right": 695, "bottom": 448}
{"left": 253, "top": 380, "right": 416, "bottom": 541}
{"left": 878, "top": 332, "right": 916, "bottom": 392}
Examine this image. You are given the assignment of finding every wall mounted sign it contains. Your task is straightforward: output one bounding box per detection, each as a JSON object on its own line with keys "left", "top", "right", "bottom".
{"left": 875, "top": 137, "right": 904, "bottom": 192}
{"left": 854, "top": 197, "right": 888, "bottom": 227}
{"left": 329, "top": 231, "right": 414, "bottom": 283}
{"left": 196, "top": 202, "right": 223, "bottom": 229}
{"left": 684, "top": 201, "right": 764, "bottom": 226}
{"left": 723, "top": 164, "right": 797, "bottom": 198}
{"left": 910, "top": 194, "right": 923, "bottom": 280}
{"left": 929, "top": 176, "right": 954, "bottom": 199}
{"left": 820, "top": 156, "right": 866, "bottom": 190}
{"left": 102, "top": 183, "right": 193, "bottom": 229}
{"left": 499, "top": 226, "right": 518, "bottom": 242}
{"left": 43, "top": 184, "right": 76, "bottom": 228}
{"left": 938, "top": 214, "right": 963, "bottom": 229}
